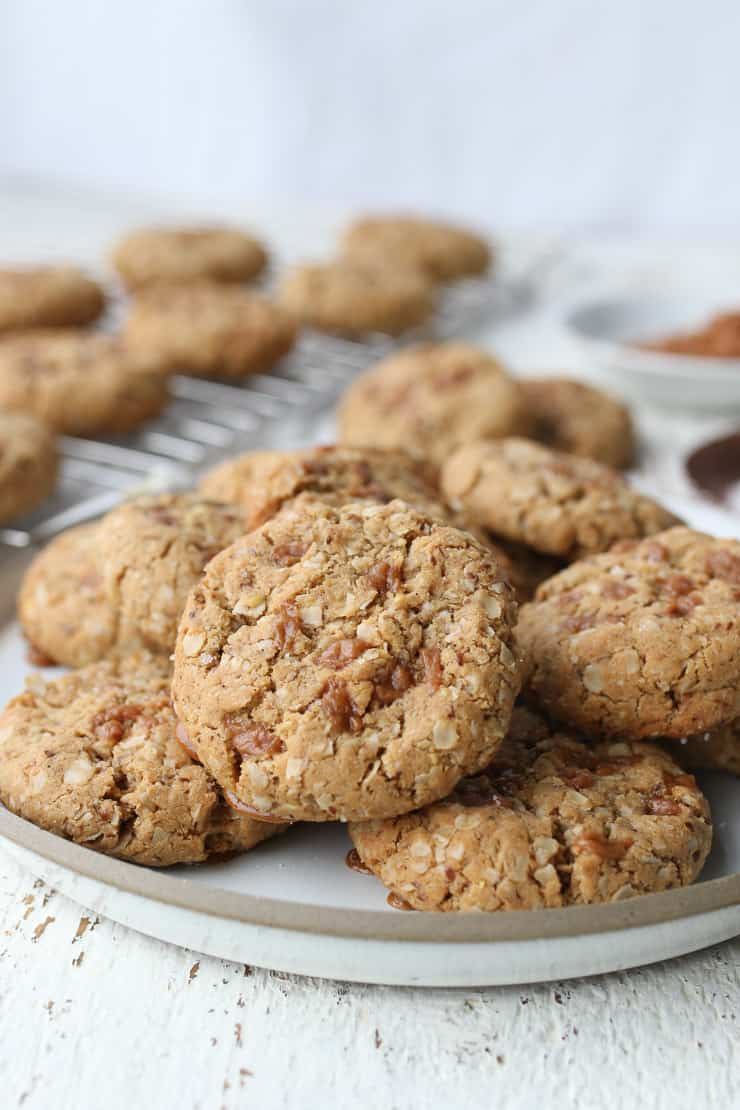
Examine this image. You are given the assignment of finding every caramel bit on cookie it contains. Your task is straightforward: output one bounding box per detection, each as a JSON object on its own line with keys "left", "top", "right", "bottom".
{"left": 226, "top": 718, "right": 284, "bottom": 758}
{"left": 274, "top": 603, "right": 302, "bottom": 651}
{"left": 321, "top": 677, "right": 363, "bottom": 734}
{"left": 642, "top": 541, "right": 670, "bottom": 563}
{"left": 561, "top": 612, "right": 597, "bottom": 634}
{"left": 601, "top": 580, "right": 635, "bottom": 600}
{"left": 560, "top": 766, "right": 596, "bottom": 790}
{"left": 374, "top": 660, "right": 414, "bottom": 706}
{"left": 573, "top": 833, "right": 634, "bottom": 861}
{"left": 705, "top": 548, "right": 740, "bottom": 584}
{"left": 317, "top": 638, "right": 370, "bottom": 670}
{"left": 92, "top": 703, "right": 144, "bottom": 744}
{"left": 421, "top": 646, "right": 443, "bottom": 690}
{"left": 366, "top": 561, "right": 402, "bottom": 599}
{"left": 647, "top": 793, "right": 682, "bottom": 817}
{"left": 272, "top": 542, "right": 308, "bottom": 567}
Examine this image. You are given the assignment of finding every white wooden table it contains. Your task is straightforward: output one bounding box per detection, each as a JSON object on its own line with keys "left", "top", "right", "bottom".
{"left": 0, "top": 185, "right": 738, "bottom": 1110}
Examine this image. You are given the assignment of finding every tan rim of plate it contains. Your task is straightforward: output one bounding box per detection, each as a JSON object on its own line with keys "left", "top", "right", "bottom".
{"left": 0, "top": 806, "right": 738, "bottom": 944}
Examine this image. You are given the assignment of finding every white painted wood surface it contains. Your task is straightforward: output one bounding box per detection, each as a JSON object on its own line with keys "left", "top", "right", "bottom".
{"left": 0, "top": 185, "right": 738, "bottom": 1110}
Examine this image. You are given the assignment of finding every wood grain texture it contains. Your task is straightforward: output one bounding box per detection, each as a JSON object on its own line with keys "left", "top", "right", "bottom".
{"left": 0, "top": 851, "right": 737, "bottom": 1110}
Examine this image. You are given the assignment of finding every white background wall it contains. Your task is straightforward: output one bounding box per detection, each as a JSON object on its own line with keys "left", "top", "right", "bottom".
{"left": 2, "top": 0, "right": 740, "bottom": 236}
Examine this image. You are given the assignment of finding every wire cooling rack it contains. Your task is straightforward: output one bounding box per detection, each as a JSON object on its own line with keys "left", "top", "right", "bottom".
{"left": 0, "top": 257, "right": 552, "bottom": 550}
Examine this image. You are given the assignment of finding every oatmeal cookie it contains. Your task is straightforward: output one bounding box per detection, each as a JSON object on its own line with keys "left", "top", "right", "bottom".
{"left": 518, "top": 527, "right": 740, "bottom": 739}
{"left": 172, "top": 496, "right": 521, "bottom": 823}
{"left": 112, "top": 225, "right": 268, "bottom": 289}
{"left": 124, "top": 283, "right": 296, "bottom": 379}
{"left": 349, "top": 706, "right": 712, "bottom": 911}
{"left": 521, "top": 377, "right": 635, "bottom": 469}
{"left": 100, "top": 494, "right": 246, "bottom": 655}
{"left": 338, "top": 343, "right": 531, "bottom": 469}
{"left": 0, "top": 411, "right": 58, "bottom": 524}
{"left": 0, "top": 329, "right": 169, "bottom": 435}
{"left": 673, "top": 719, "right": 740, "bottom": 776}
{"left": 441, "top": 438, "right": 679, "bottom": 559}
{"left": 18, "top": 523, "right": 115, "bottom": 667}
{"left": 0, "top": 653, "right": 283, "bottom": 865}
{"left": 0, "top": 267, "right": 105, "bottom": 333}
{"left": 341, "top": 214, "right": 491, "bottom": 283}
{"left": 277, "top": 259, "right": 434, "bottom": 337}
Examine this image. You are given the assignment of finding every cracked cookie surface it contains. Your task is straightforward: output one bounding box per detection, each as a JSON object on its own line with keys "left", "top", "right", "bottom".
{"left": 112, "top": 225, "right": 267, "bottom": 289}
{"left": 521, "top": 377, "right": 635, "bottom": 469}
{"left": 338, "top": 343, "right": 531, "bottom": 469}
{"left": 349, "top": 706, "right": 712, "bottom": 911}
{"left": 0, "top": 410, "right": 58, "bottom": 524}
{"left": 442, "top": 437, "right": 679, "bottom": 558}
{"left": 0, "top": 653, "right": 283, "bottom": 866}
{"left": 517, "top": 527, "right": 740, "bottom": 739}
{"left": 341, "top": 215, "right": 491, "bottom": 283}
{"left": 124, "top": 283, "right": 296, "bottom": 379}
{"left": 19, "top": 523, "right": 115, "bottom": 667}
{"left": 0, "top": 330, "right": 169, "bottom": 435}
{"left": 0, "top": 266, "right": 105, "bottom": 333}
{"left": 277, "top": 259, "right": 434, "bottom": 337}
{"left": 100, "top": 494, "right": 246, "bottom": 656}
{"left": 172, "top": 496, "right": 521, "bottom": 822}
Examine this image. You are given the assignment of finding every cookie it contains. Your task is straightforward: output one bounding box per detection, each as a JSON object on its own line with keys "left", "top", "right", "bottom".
{"left": 0, "top": 411, "right": 58, "bottom": 524}
{"left": 99, "top": 494, "right": 246, "bottom": 655}
{"left": 349, "top": 706, "right": 712, "bottom": 911}
{"left": 521, "top": 377, "right": 635, "bottom": 470}
{"left": 18, "top": 523, "right": 115, "bottom": 668}
{"left": 518, "top": 527, "right": 740, "bottom": 740}
{"left": 111, "top": 225, "right": 268, "bottom": 290}
{"left": 341, "top": 215, "right": 491, "bottom": 283}
{"left": 0, "top": 330, "right": 169, "bottom": 436}
{"left": 277, "top": 259, "right": 434, "bottom": 337}
{"left": 172, "top": 496, "right": 521, "bottom": 823}
{"left": 124, "top": 283, "right": 296, "bottom": 380}
{"left": 0, "top": 267, "right": 105, "bottom": 333}
{"left": 441, "top": 438, "right": 679, "bottom": 559}
{"left": 0, "top": 653, "right": 283, "bottom": 866}
{"left": 337, "top": 343, "right": 531, "bottom": 469}
{"left": 674, "top": 719, "right": 740, "bottom": 776}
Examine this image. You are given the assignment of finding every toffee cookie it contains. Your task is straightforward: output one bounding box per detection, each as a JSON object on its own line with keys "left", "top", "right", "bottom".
{"left": 674, "top": 719, "right": 740, "bottom": 777}
{"left": 277, "top": 259, "right": 434, "bottom": 337}
{"left": 518, "top": 527, "right": 740, "bottom": 740}
{"left": 521, "top": 377, "right": 635, "bottom": 470}
{"left": 0, "top": 266, "right": 105, "bottom": 334}
{"left": 349, "top": 706, "right": 712, "bottom": 911}
{"left": 337, "top": 343, "right": 531, "bottom": 469}
{"left": 0, "top": 654, "right": 283, "bottom": 866}
{"left": 342, "top": 215, "right": 491, "bottom": 283}
{"left": 100, "top": 494, "right": 246, "bottom": 655}
{"left": 112, "top": 225, "right": 268, "bottom": 289}
{"left": 201, "top": 445, "right": 461, "bottom": 532}
{"left": 0, "top": 330, "right": 169, "bottom": 435}
{"left": 124, "top": 283, "right": 296, "bottom": 379}
{"left": 18, "top": 523, "right": 115, "bottom": 668}
{"left": 441, "top": 438, "right": 679, "bottom": 559}
{"left": 172, "top": 497, "right": 521, "bottom": 822}
{"left": 0, "top": 411, "right": 58, "bottom": 524}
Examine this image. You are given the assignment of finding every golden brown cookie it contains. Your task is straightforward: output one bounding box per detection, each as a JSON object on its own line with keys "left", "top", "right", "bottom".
{"left": 124, "top": 283, "right": 296, "bottom": 379}
{"left": 99, "top": 494, "right": 246, "bottom": 655}
{"left": 0, "top": 330, "right": 169, "bottom": 435}
{"left": 521, "top": 377, "right": 636, "bottom": 469}
{"left": 0, "top": 411, "right": 58, "bottom": 524}
{"left": 441, "top": 438, "right": 679, "bottom": 559}
{"left": 0, "top": 267, "right": 105, "bottom": 333}
{"left": 0, "top": 653, "right": 284, "bottom": 866}
{"left": 349, "top": 706, "right": 712, "bottom": 911}
{"left": 673, "top": 719, "right": 740, "bottom": 776}
{"left": 18, "top": 523, "right": 115, "bottom": 668}
{"left": 342, "top": 215, "right": 491, "bottom": 283}
{"left": 111, "top": 225, "right": 268, "bottom": 289}
{"left": 518, "top": 527, "right": 740, "bottom": 740}
{"left": 337, "top": 343, "right": 531, "bottom": 469}
{"left": 172, "top": 496, "right": 521, "bottom": 823}
{"left": 277, "top": 259, "right": 434, "bottom": 337}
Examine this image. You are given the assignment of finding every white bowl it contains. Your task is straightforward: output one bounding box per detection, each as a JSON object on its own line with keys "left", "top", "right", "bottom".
{"left": 563, "top": 290, "right": 740, "bottom": 410}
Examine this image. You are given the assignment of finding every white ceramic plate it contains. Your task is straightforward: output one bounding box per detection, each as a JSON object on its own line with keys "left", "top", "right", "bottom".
{"left": 0, "top": 497, "right": 738, "bottom": 987}
{"left": 563, "top": 288, "right": 740, "bottom": 409}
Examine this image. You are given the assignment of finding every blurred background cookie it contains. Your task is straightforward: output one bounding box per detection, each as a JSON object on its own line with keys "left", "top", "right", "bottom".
{"left": 0, "top": 266, "right": 105, "bottom": 333}
{"left": 111, "top": 225, "right": 268, "bottom": 289}
{"left": 520, "top": 377, "right": 635, "bottom": 470}
{"left": 0, "top": 411, "right": 58, "bottom": 525}
{"left": 341, "top": 214, "right": 491, "bottom": 283}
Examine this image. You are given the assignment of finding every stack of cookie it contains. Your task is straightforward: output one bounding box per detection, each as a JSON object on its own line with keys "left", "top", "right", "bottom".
{"left": 0, "top": 429, "right": 729, "bottom": 917}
